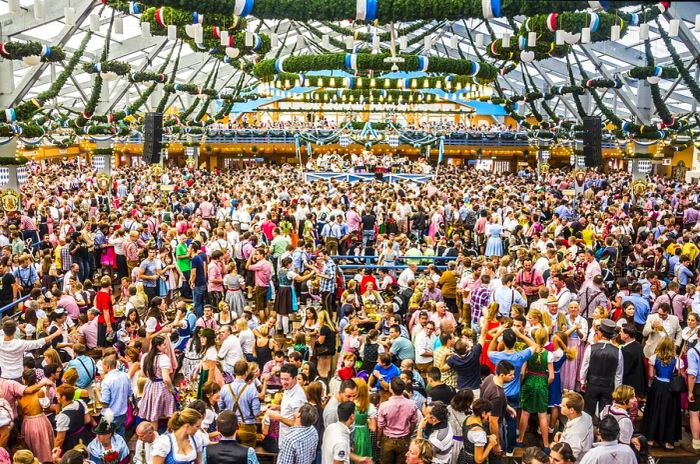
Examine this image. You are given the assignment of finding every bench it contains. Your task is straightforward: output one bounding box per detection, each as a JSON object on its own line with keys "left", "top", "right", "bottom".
{"left": 255, "top": 446, "right": 278, "bottom": 464}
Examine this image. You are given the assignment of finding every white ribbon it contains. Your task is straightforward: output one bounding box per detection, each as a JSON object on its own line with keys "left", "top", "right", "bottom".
{"left": 349, "top": 53, "right": 358, "bottom": 70}
{"left": 588, "top": 1, "right": 604, "bottom": 10}
{"left": 356, "top": 0, "right": 367, "bottom": 21}
{"left": 482, "top": 0, "right": 494, "bottom": 19}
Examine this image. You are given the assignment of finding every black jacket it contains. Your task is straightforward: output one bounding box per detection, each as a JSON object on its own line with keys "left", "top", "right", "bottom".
{"left": 621, "top": 340, "right": 647, "bottom": 395}
{"left": 205, "top": 439, "right": 251, "bottom": 464}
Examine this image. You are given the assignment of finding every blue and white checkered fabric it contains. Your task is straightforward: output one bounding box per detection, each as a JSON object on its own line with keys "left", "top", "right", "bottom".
{"left": 92, "top": 156, "right": 106, "bottom": 171}
{"left": 0, "top": 166, "right": 27, "bottom": 186}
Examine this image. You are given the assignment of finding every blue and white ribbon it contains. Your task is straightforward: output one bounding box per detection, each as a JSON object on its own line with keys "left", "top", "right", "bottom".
{"left": 40, "top": 45, "right": 51, "bottom": 57}
{"left": 128, "top": 1, "right": 140, "bottom": 14}
{"left": 298, "top": 74, "right": 306, "bottom": 86}
{"left": 274, "top": 57, "right": 286, "bottom": 73}
{"left": 93, "top": 63, "right": 102, "bottom": 72}
{"left": 345, "top": 53, "right": 358, "bottom": 71}
{"left": 467, "top": 61, "right": 480, "bottom": 77}
{"left": 628, "top": 13, "right": 639, "bottom": 26}
{"left": 345, "top": 77, "right": 355, "bottom": 89}
{"left": 621, "top": 121, "right": 630, "bottom": 132}
{"left": 192, "top": 12, "right": 204, "bottom": 24}
{"left": 518, "top": 36, "right": 526, "bottom": 50}
{"left": 588, "top": 1, "right": 609, "bottom": 10}
{"left": 438, "top": 136, "right": 445, "bottom": 164}
{"left": 356, "top": 0, "right": 377, "bottom": 21}
{"left": 654, "top": 66, "right": 663, "bottom": 77}
{"left": 589, "top": 12, "right": 600, "bottom": 32}
{"left": 482, "top": 0, "right": 501, "bottom": 19}
{"left": 253, "top": 34, "right": 263, "bottom": 50}
{"left": 234, "top": 0, "right": 255, "bottom": 17}
{"left": 417, "top": 56, "right": 429, "bottom": 72}
{"left": 403, "top": 78, "right": 411, "bottom": 89}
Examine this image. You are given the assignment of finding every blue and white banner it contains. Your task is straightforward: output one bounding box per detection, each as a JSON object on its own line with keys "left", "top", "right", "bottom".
{"left": 482, "top": 0, "right": 501, "bottom": 19}
{"left": 356, "top": 0, "right": 378, "bottom": 21}
{"left": 274, "top": 57, "right": 286, "bottom": 73}
{"left": 345, "top": 53, "right": 358, "bottom": 71}
{"left": 234, "top": 0, "right": 255, "bottom": 17}
{"left": 128, "top": 1, "right": 140, "bottom": 14}
{"left": 417, "top": 56, "right": 429, "bottom": 72}
{"left": 438, "top": 136, "right": 445, "bottom": 164}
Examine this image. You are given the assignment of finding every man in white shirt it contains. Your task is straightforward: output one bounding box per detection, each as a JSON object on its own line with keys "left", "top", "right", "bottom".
{"left": 414, "top": 321, "right": 436, "bottom": 375}
{"left": 0, "top": 319, "right": 63, "bottom": 381}
{"left": 322, "top": 401, "right": 371, "bottom": 464}
{"left": 267, "top": 363, "right": 307, "bottom": 448}
{"left": 134, "top": 421, "right": 159, "bottom": 464}
{"left": 554, "top": 391, "right": 593, "bottom": 461}
{"left": 398, "top": 263, "right": 417, "bottom": 288}
{"left": 642, "top": 303, "right": 682, "bottom": 358}
{"left": 217, "top": 325, "right": 244, "bottom": 375}
{"left": 578, "top": 415, "right": 637, "bottom": 464}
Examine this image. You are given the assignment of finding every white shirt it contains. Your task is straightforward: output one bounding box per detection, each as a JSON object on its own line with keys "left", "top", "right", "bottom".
{"left": 322, "top": 421, "right": 351, "bottom": 464}
{"left": 578, "top": 440, "right": 637, "bottom": 464}
{"left": 560, "top": 413, "right": 594, "bottom": 460}
{"left": 134, "top": 433, "right": 160, "bottom": 464}
{"left": 414, "top": 330, "right": 436, "bottom": 364}
{"left": 279, "top": 382, "right": 307, "bottom": 447}
{"left": 0, "top": 337, "right": 47, "bottom": 379}
{"left": 218, "top": 334, "right": 244, "bottom": 367}
{"left": 579, "top": 341, "right": 624, "bottom": 389}
{"left": 397, "top": 268, "right": 415, "bottom": 288}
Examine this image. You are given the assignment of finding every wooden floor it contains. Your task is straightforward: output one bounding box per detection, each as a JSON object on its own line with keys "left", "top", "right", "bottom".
{"left": 506, "top": 445, "right": 699, "bottom": 463}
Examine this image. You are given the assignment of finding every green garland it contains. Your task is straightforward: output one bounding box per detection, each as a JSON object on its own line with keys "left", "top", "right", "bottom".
{"left": 565, "top": 54, "right": 587, "bottom": 118}
{"left": 0, "top": 32, "right": 93, "bottom": 123}
{"left": 583, "top": 77, "right": 623, "bottom": 89}
{"left": 0, "top": 123, "right": 43, "bottom": 138}
{"left": 128, "top": 0, "right": 651, "bottom": 23}
{"left": 130, "top": 71, "right": 168, "bottom": 83}
{"left": 82, "top": 60, "right": 132, "bottom": 76}
{"left": 0, "top": 156, "right": 28, "bottom": 166}
{"left": 627, "top": 65, "right": 678, "bottom": 80}
{"left": 254, "top": 53, "right": 498, "bottom": 82}
{"left": 164, "top": 83, "right": 218, "bottom": 97}
{"left": 656, "top": 17, "right": 700, "bottom": 103}
{"left": 644, "top": 37, "right": 679, "bottom": 130}
{"left": 180, "top": 64, "right": 217, "bottom": 120}
{"left": 77, "top": 13, "right": 115, "bottom": 126}
{"left": 0, "top": 41, "right": 65, "bottom": 62}
{"left": 121, "top": 42, "right": 178, "bottom": 119}
{"left": 486, "top": 37, "right": 569, "bottom": 65}
{"left": 92, "top": 147, "right": 114, "bottom": 156}
{"left": 156, "top": 41, "right": 184, "bottom": 113}
{"left": 194, "top": 63, "right": 220, "bottom": 122}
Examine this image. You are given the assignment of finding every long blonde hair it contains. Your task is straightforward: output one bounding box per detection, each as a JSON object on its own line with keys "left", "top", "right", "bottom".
{"left": 354, "top": 377, "right": 370, "bottom": 413}
{"left": 486, "top": 302, "right": 500, "bottom": 321}
{"left": 655, "top": 336, "right": 676, "bottom": 365}
{"left": 553, "top": 331, "right": 576, "bottom": 360}
{"left": 318, "top": 310, "right": 336, "bottom": 331}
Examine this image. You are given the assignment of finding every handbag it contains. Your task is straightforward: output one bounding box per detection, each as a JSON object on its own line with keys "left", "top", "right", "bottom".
{"left": 669, "top": 357, "right": 688, "bottom": 394}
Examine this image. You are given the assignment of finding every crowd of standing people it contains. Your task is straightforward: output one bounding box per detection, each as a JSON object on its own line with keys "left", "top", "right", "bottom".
{"left": 0, "top": 159, "right": 699, "bottom": 464}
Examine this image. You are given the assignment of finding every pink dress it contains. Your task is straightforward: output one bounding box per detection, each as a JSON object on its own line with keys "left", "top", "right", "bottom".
{"left": 138, "top": 354, "right": 176, "bottom": 422}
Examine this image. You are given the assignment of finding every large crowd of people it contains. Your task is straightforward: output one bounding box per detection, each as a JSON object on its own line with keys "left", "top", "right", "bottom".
{"left": 0, "top": 158, "right": 699, "bottom": 464}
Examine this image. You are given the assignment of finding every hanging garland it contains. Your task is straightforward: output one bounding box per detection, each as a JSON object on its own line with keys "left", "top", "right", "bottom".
{"left": 304, "top": 89, "right": 428, "bottom": 103}
{"left": 655, "top": 17, "right": 700, "bottom": 103}
{"left": 582, "top": 77, "right": 623, "bottom": 89}
{"left": 194, "top": 63, "right": 221, "bottom": 122}
{"left": 82, "top": 61, "right": 132, "bottom": 76}
{"left": 643, "top": 37, "right": 680, "bottom": 130}
{"left": 627, "top": 65, "right": 678, "bottom": 80}
{"left": 485, "top": 36, "right": 569, "bottom": 65}
{"left": 130, "top": 71, "right": 169, "bottom": 83}
{"left": 126, "top": 0, "right": 652, "bottom": 23}
{"left": 565, "top": 54, "right": 587, "bottom": 118}
{"left": 254, "top": 53, "right": 498, "bottom": 82}
{"left": 76, "top": 13, "right": 115, "bottom": 127}
{"left": 0, "top": 32, "right": 93, "bottom": 123}
{"left": 156, "top": 42, "right": 184, "bottom": 113}
{"left": 0, "top": 41, "right": 65, "bottom": 62}
{"left": 321, "top": 21, "right": 429, "bottom": 42}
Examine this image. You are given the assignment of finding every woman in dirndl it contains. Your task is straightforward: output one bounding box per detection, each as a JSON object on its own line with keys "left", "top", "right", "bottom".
{"left": 139, "top": 335, "right": 177, "bottom": 430}
{"left": 561, "top": 302, "right": 588, "bottom": 391}
{"left": 18, "top": 369, "right": 54, "bottom": 463}
{"left": 274, "top": 256, "right": 316, "bottom": 336}
{"left": 223, "top": 263, "right": 246, "bottom": 318}
{"left": 484, "top": 215, "right": 503, "bottom": 258}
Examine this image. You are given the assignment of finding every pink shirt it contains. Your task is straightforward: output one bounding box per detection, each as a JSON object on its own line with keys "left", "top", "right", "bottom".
{"left": 346, "top": 210, "right": 362, "bottom": 232}
{"left": 0, "top": 378, "right": 25, "bottom": 416}
{"left": 377, "top": 394, "right": 418, "bottom": 438}
{"left": 58, "top": 295, "right": 81, "bottom": 320}
{"left": 78, "top": 318, "right": 99, "bottom": 349}
{"left": 207, "top": 261, "right": 224, "bottom": 292}
{"left": 248, "top": 259, "right": 272, "bottom": 287}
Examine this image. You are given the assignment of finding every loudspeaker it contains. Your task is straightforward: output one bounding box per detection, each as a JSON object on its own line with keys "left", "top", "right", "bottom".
{"left": 582, "top": 116, "right": 603, "bottom": 168}
{"left": 142, "top": 112, "right": 163, "bottom": 164}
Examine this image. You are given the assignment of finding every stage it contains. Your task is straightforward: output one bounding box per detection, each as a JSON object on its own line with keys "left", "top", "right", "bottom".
{"left": 303, "top": 171, "right": 435, "bottom": 184}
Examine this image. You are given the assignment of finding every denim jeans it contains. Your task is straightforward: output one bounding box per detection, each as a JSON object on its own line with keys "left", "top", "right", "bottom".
{"left": 192, "top": 285, "right": 206, "bottom": 318}
{"left": 362, "top": 229, "right": 375, "bottom": 248}
{"left": 113, "top": 414, "right": 127, "bottom": 437}
{"left": 506, "top": 394, "right": 520, "bottom": 453}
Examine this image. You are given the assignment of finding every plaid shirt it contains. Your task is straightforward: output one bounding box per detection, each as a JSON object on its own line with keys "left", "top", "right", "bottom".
{"left": 277, "top": 425, "right": 319, "bottom": 464}
{"left": 320, "top": 258, "right": 337, "bottom": 292}
{"left": 60, "top": 245, "right": 72, "bottom": 271}
{"left": 470, "top": 285, "right": 491, "bottom": 327}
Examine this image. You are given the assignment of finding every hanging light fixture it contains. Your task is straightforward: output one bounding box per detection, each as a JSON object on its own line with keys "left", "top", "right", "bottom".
{"left": 220, "top": 30, "right": 229, "bottom": 46}
{"left": 527, "top": 31, "right": 537, "bottom": 47}
{"left": 64, "top": 6, "right": 76, "bottom": 26}
{"left": 167, "top": 25, "right": 177, "bottom": 40}
{"left": 475, "top": 33, "right": 484, "bottom": 47}
{"left": 695, "top": 14, "right": 700, "bottom": 32}
{"left": 194, "top": 24, "right": 204, "bottom": 43}
{"left": 114, "top": 15, "right": 124, "bottom": 34}
{"left": 90, "top": 14, "right": 100, "bottom": 32}
{"left": 668, "top": 19, "right": 680, "bottom": 37}
{"left": 33, "top": 0, "right": 45, "bottom": 20}
{"left": 424, "top": 35, "right": 432, "bottom": 51}
{"left": 345, "top": 37, "right": 354, "bottom": 50}
{"left": 555, "top": 30, "right": 565, "bottom": 45}
{"left": 322, "top": 34, "right": 330, "bottom": 48}
{"left": 141, "top": 22, "right": 151, "bottom": 38}
{"left": 611, "top": 24, "right": 621, "bottom": 41}
{"left": 639, "top": 23, "right": 649, "bottom": 40}
{"left": 501, "top": 32, "right": 511, "bottom": 48}
{"left": 450, "top": 35, "right": 458, "bottom": 48}
{"left": 373, "top": 35, "right": 380, "bottom": 50}
{"left": 8, "top": 0, "right": 19, "bottom": 14}
{"left": 245, "top": 31, "right": 254, "bottom": 47}
{"left": 399, "top": 36, "right": 408, "bottom": 50}
{"left": 581, "top": 27, "right": 591, "bottom": 43}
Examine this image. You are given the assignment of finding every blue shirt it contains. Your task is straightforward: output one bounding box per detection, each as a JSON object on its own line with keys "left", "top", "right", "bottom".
{"left": 488, "top": 348, "right": 532, "bottom": 397}
{"left": 100, "top": 369, "right": 133, "bottom": 417}
{"left": 218, "top": 379, "right": 261, "bottom": 424}
{"left": 88, "top": 435, "right": 129, "bottom": 464}
{"left": 687, "top": 345, "right": 700, "bottom": 378}
{"left": 677, "top": 264, "right": 693, "bottom": 285}
{"left": 390, "top": 336, "right": 415, "bottom": 361}
{"left": 622, "top": 293, "right": 651, "bottom": 324}
{"left": 493, "top": 286, "right": 526, "bottom": 317}
{"left": 191, "top": 252, "right": 207, "bottom": 287}
{"left": 66, "top": 355, "right": 96, "bottom": 389}
{"left": 374, "top": 363, "right": 400, "bottom": 390}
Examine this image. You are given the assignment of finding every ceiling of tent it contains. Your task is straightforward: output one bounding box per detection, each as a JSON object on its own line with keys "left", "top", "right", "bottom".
{"left": 0, "top": 0, "right": 698, "bottom": 121}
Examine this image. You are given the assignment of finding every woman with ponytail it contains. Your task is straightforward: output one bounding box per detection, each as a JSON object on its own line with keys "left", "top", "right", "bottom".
{"left": 151, "top": 408, "right": 203, "bottom": 464}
